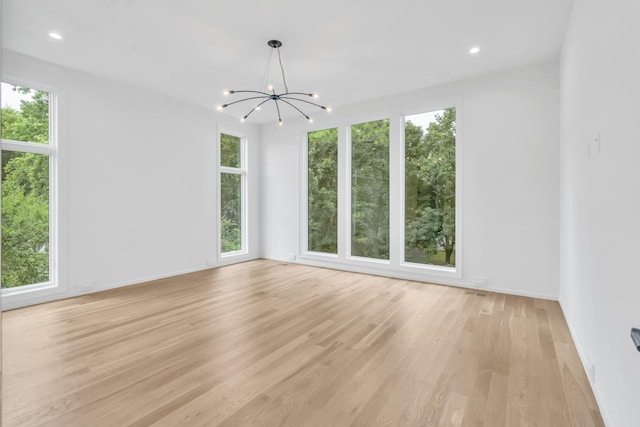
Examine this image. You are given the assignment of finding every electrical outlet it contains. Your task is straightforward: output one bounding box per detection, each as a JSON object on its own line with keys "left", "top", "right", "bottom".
{"left": 592, "top": 132, "right": 601, "bottom": 154}
{"left": 589, "top": 364, "right": 596, "bottom": 384}
{"left": 287, "top": 253, "right": 297, "bottom": 262}
{"left": 588, "top": 132, "right": 600, "bottom": 159}
{"left": 471, "top": 276, "right": 488, "bottom": 288}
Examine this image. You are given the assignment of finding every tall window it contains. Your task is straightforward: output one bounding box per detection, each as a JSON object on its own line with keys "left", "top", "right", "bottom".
{"left": 219, "top": 132, "right": 246, "bottom": 254}
{"left": 1, "top": 82, "right": 56, "bottom": 288}
{"left": 351, "top": 119, "right": 390, "bottom": 260}
{"left": 307, "top": 128, "right": 338, "bottom": 254}
{"left": 404, "top": 108, "right": 456, "bottom": 267}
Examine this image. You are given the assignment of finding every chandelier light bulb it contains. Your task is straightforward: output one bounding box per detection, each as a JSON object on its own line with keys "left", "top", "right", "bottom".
{"left": 278, "top": 119, "right": 283, "bottom": 126}
{"left": 267, "top": 84, "right": 274, "bottom": 91}
{"left": 312, "top": 93, "right": 319, "bottom": 99}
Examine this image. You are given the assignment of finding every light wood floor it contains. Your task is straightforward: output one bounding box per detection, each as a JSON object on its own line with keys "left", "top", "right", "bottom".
{"left": 3, "top": 260, "right": 604, "bottom": 426}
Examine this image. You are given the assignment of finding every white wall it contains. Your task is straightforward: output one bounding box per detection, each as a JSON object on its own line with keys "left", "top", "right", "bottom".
{"left": 260, "top": 61, "right": 560, "bottom": 299}
{"left": 560, "top": 1, "right": 640, "bottom": 425}
{"left": 2, "top": 50, "right": 261, "bottom": 309}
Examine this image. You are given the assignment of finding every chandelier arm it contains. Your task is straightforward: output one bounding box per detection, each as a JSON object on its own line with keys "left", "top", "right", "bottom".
{"left": 229, "top": 90, "right": 272, "bottom": 96}
{"left": 274, "top": 100, "right": 283, "bottom": 124}
{"left": 282, "top": 92, "right": 315, "bottom": 97}
{"left": 222, "top": 96, "right": 270, "bottom": 108}
{"left": 279, "top": 96, "right": 327, "bottom": 110}
{"left": 242, "top": 98, "right": 272, "bottom": 120}
{"left": 279, "top": 99, "right": 311, "bottom": 120}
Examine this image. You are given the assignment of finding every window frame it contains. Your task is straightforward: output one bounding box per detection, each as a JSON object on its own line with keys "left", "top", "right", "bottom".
{"left": 346, "top": 117, "right": 392, "bottom": 263}
{"left": 218, "top": 129, "right": 248, "bottom": 259}
{"left": 299, "top": 97, "right": 463, "bottom": 282}
{"left": 1, "top": 80, "right": 59, "bottom": 295}
{"left": 302, "top": 126, "right": 339, "bottom": 259}
{"left": 399, "top": 106, "right": 461, "bottom": 275}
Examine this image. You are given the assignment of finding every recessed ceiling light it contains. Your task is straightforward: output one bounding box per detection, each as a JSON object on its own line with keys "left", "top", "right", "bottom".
{"left": 469, "top": 46, "right": 480, "bottom": 54}
{"left": 49, "top": 32, "right": 63, "bottom": 40}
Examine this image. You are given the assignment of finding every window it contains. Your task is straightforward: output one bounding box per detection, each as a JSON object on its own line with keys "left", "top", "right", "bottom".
{"left": 1, "top": 82, "right": 56, "bottom": 289}
{"left": 301, "top": 102, "right": 460, "bottom": 278}
{"left": 219, "top": 132, "right": 246, "bottom": 255}
{"left": 351, "top": 119, "right": 390, "bottom": 260}
{"left": 307, "top": 128, "right": 338, "bottom": 254}
{"left": 404, "top": 108, "right": 456, "bottom": 267}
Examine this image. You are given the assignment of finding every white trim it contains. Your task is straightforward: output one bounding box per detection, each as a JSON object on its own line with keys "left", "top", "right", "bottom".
{"left": 388, "top": 113, "right": 402, "bottom": 267}
{"left": 348, "top": 116, "right": 391, "bottom": 259}
{"left": 2, "top": 264, "right": 213, "bottom": 311}
{"left": 1, "top": 80, "right": 60, "bottom": 300}
{"left": 558, "top": 299, "right": 612, "bottom": 427}
{"left": 300, "top": 130, "right": 310, "bottom": 255}
{"left": 269, "top": 256, "right": 557, "bottom": 301}
{"left": 217, "top": 129, "right": 249, "bottom": 261}
{"left": 0, "top": 139, "right": 54, "bottom": 154}
{"left": 299, "top": 96, "right": 463, "bottom": 283}
{"left": 398, "top": 99, "right": 463, "bottom": 279}
{"left": 300, "top": 126, "right": 340, "bottom": 257}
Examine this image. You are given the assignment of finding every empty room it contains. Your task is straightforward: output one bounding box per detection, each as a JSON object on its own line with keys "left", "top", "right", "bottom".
{"left": 1, "top": 0, "right": 638, "bottom": 426}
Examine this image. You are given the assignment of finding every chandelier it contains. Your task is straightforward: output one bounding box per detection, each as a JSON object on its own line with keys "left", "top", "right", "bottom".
{"left": 218, "top": 40, "right": 331, "bottom": 125}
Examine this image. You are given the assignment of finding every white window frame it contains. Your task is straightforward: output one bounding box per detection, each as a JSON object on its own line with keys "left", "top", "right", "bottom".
{"left": 1, "top": 80, "right": 59, "bottom": 296}
{"left": 346, "top": 117, "right": 392, "bottom": 264}
{"left": 302, "top": 126, "right": 339, "bottom": 259}
{"left": 299, "top": 97, "right": 463, "bottom": 284}
{"left": 399, "top": 105, "right": 462, "bottom": 278}
{"left": 218, "top": 130, "right": 248, "bottom": 259}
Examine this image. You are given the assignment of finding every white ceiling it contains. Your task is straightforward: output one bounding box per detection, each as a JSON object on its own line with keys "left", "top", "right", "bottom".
{"left": 2, "top": 0, "right": 575, "bottom": 123}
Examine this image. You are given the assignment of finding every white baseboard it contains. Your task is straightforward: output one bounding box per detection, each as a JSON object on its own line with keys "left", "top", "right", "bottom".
{"left": 263, "top": 256, "right": 558, "bottom": 301}
{"left": 2, "top": 265, "right": 214, "bottom": 311}
{"left": 558, "top": 298, "right": 611, "bottom": 427}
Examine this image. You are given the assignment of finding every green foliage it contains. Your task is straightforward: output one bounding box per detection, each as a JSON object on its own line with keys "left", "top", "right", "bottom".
{"left": 405, "top": 108, "right": 456, "bottom": 266}
{"left": 351, "top": 119, "right": 390, "bottom": 260}
{"left": 220, "top": 133, "right": 241, "bottom": 168}
{"left": 1, "top": 85, "right": 51, "bottom": 288}
{"left": 308, "top": 128, "right": 338, "bottom": 253}
{"left": 219, "top": 133, "right": 243, "bottom": 252}
{"left": 307, "top": 111, "right": 456, "bottom": 265}
{"left": 220, "top": 173, "right": 241, "bottom": 252}
{"left": 220, "top": 217, "right": 241, "bottom": 253}
{"left": 1, "top": 88, "right": 49, "bottom": 144}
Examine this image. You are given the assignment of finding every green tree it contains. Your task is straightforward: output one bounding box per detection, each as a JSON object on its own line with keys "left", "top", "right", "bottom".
{"left": 1, "top": 85, "right": 51, "bottom": 287}
{"left": 405, "top": 108, "right": 456, "bottom": 266}
{"left": 220, "top": 173, "right": 241, "bottom": 252}
{"left": 219, "top": 133, "right": 243, "bottom": 253}
{"left": 308, "top": 128, "right": 338, "bottom": 253}
{"left": 351, "top": 119, "right": 390, "bottom": 259}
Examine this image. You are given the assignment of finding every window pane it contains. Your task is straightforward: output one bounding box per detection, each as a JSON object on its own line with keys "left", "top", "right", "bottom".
{"left": 404, "top": 108, "right": 456, "bottom": 267}
{"left": 220, "top": 133, "right": 241, "bottom": 168}
{"left": 2, "top": 151, "right": 50, "bottom": 287}
{"left": 221, "top": 173, "right": 242, "bottom": 253}
{"left": 351, "top": 119, "right": 389, "bottom": 260}
{"left": 308, "top": 128, "right": 338, "bottom": 254}
{"left": 1, "top": 82, "right": 49, "bottom": 145}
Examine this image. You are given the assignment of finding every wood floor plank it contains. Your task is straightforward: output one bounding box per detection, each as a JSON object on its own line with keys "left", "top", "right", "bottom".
{"left": 2, "top": 260, "right": 604, "bottom": 426}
